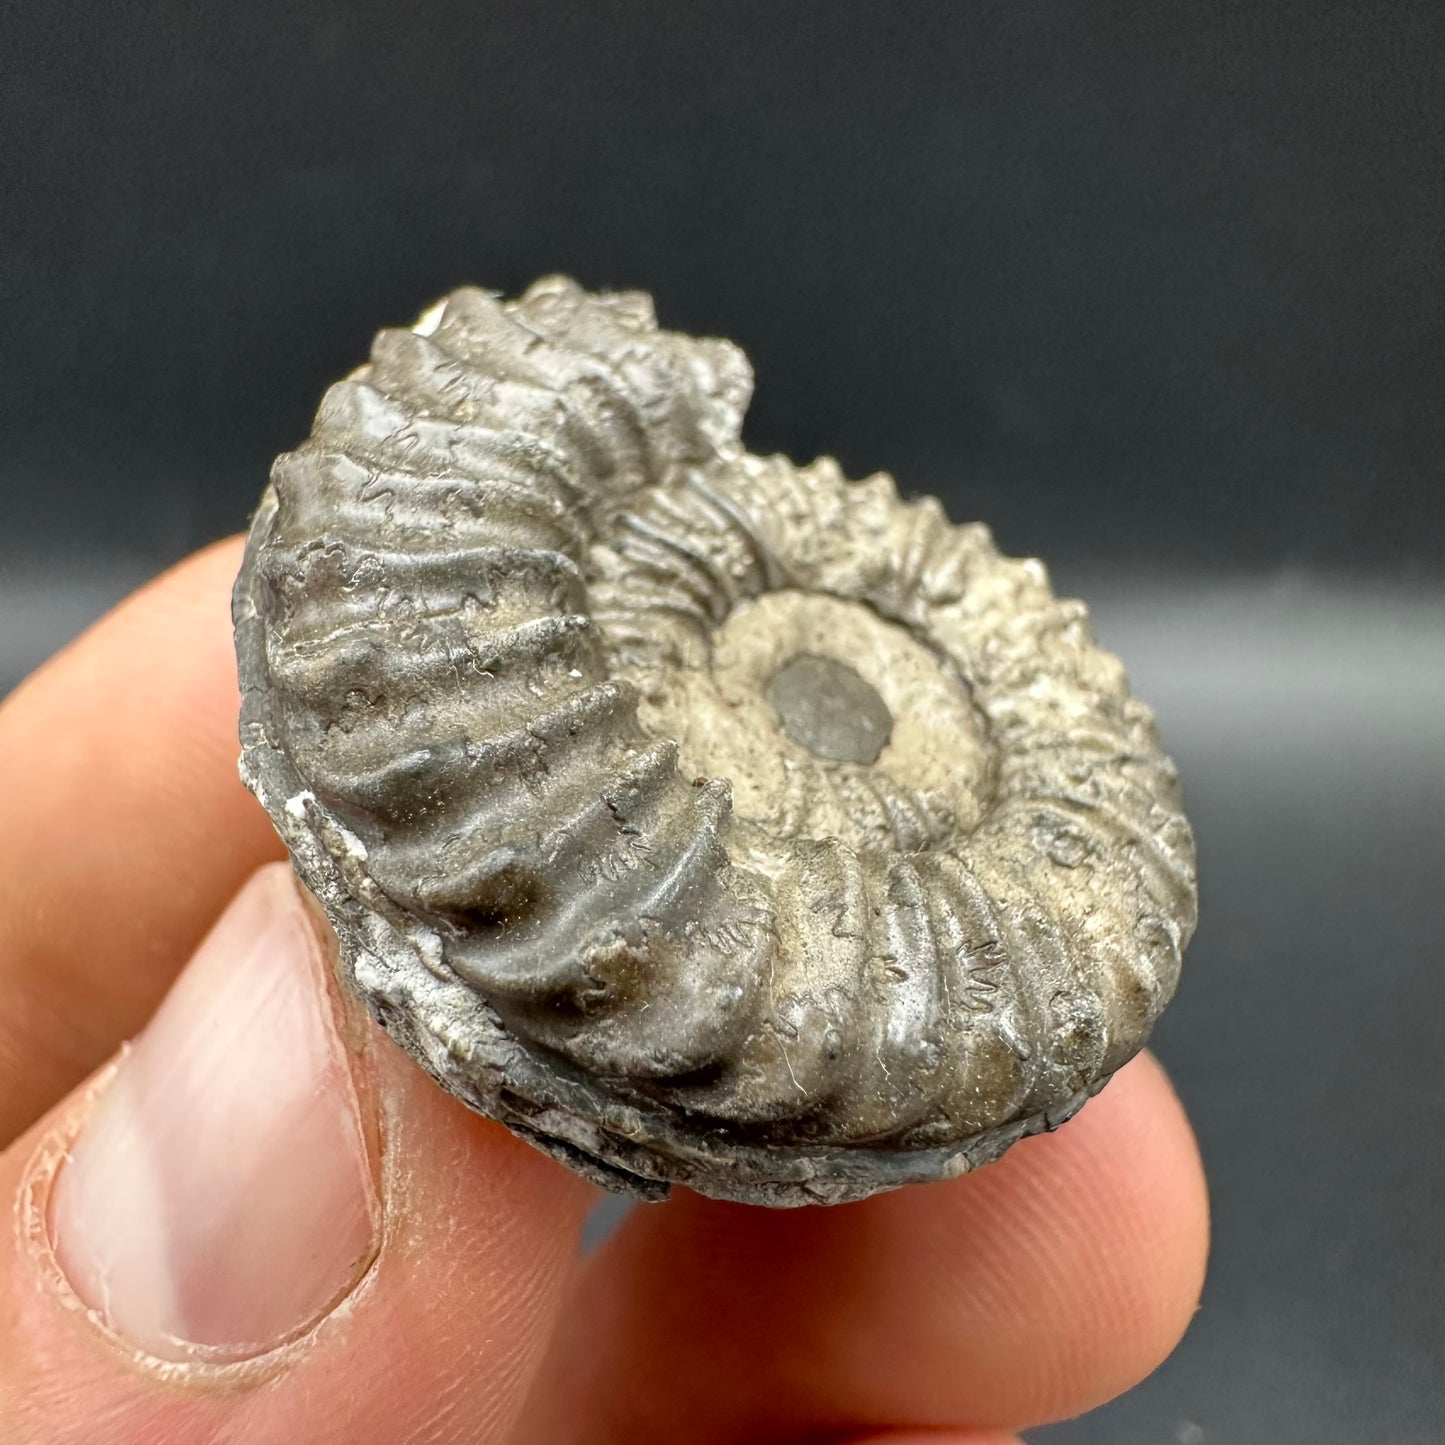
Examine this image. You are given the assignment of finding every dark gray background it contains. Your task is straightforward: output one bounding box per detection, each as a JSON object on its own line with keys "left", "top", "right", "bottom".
{"left": 2, "top": 4, "right": 1441, "bottom": 1441}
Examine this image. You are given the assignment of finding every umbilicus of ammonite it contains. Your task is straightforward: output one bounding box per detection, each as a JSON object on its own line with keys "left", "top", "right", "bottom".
{"left": 233, "top": 278, "right": 1197, "bottom": 1206}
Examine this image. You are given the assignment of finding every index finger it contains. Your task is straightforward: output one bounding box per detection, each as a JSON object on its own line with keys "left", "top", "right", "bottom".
{"left": 0, "top": 537, "right": 282, "bottom": 1145}
{"left": 519, "top": 1051, "right": 1209, "bottom": 1440}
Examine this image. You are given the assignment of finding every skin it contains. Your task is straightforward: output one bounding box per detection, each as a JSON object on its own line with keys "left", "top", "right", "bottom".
{"left": 0, "top": 538, "right": 1209, "bottom": 1443}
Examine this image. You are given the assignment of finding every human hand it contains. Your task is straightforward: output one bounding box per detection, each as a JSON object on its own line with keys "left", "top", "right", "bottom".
{"left": 0, "top": 539, "right": 1208, "bottom": 1444}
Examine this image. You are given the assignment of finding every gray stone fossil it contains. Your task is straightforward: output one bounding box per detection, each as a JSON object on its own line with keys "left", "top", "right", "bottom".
{"left": 233, "top": 277, "right": 1197, "bottom": 1206}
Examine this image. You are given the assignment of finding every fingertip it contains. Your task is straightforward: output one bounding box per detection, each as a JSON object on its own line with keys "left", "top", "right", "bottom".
{"left": 1, "top": 861, "right": 594, "bottom": 1444}
{"left": 0, "top": 535, "right": 281, "bottom": 1145}
{"left": 4, "top": 534, "right": 245, "bottom": 705}
{"left": 519, "top": 1049, "right": 1208, "bottom": 1441}
{"left": 831, "top": 1049, "right": 1208, "bottom": 1426}
{"left": 954, "top": 1051, "right": 1209, "bottom": 1422}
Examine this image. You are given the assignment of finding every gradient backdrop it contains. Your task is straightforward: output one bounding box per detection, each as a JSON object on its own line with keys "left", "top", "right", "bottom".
{"left": 2, "top": 5, "right": 1441, "bottom": 1441}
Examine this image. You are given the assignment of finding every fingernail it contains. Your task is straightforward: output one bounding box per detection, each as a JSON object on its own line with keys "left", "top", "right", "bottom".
{"left": 49, "top": 863, "right": 379, "bottom": 1362}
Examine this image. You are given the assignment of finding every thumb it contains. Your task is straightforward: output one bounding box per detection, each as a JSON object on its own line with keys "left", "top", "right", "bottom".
{"left": 1, "top": 862, "right": 593, "bottom": 1445}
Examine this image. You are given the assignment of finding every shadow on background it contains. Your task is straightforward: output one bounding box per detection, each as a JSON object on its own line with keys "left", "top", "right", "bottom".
{"left": 2, "top": 4, "right": 1441, "bottom": 1441}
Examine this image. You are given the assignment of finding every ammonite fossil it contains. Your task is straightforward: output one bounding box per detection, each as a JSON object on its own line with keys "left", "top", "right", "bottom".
{"left": 234, "top": 277, "right": 1197, "bottom": 1206}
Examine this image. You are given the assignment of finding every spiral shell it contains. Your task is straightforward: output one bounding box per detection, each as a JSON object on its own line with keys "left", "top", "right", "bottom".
{"left": 234, "top": 277, "right": 1196, "bottom": 1205}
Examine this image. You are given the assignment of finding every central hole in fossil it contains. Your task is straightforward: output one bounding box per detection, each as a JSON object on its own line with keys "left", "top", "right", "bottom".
{"left": 765, "top": 652, "right": 894, "bottom": 765}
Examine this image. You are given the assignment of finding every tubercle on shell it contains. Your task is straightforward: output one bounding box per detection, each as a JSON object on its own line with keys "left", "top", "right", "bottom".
{"left": 234, "top": 276, "right": 1197, "bottom": 1206}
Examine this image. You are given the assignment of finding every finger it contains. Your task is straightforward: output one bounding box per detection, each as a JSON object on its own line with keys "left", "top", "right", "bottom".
{"left": 1, "top": 863, "right": 592, "bottom": 1445}
{"left": 519, "top": 1052, "right": 1208, "bottom": 1441}
{"left": 0, "top": 537, "right": 283, "bottom": 1145}
{"left": 838, "top": 1436, "right": 1021, "bottom": 1445}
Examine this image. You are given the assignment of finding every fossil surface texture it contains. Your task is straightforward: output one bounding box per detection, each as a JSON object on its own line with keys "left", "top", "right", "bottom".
{"left": 233, "top": 277, "right": 1197, "bottom": 1205}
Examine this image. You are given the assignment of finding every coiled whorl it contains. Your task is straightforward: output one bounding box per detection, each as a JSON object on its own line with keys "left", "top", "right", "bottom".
{"left": 234, "top": 277, "right": 1196, "bottom": 1205}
